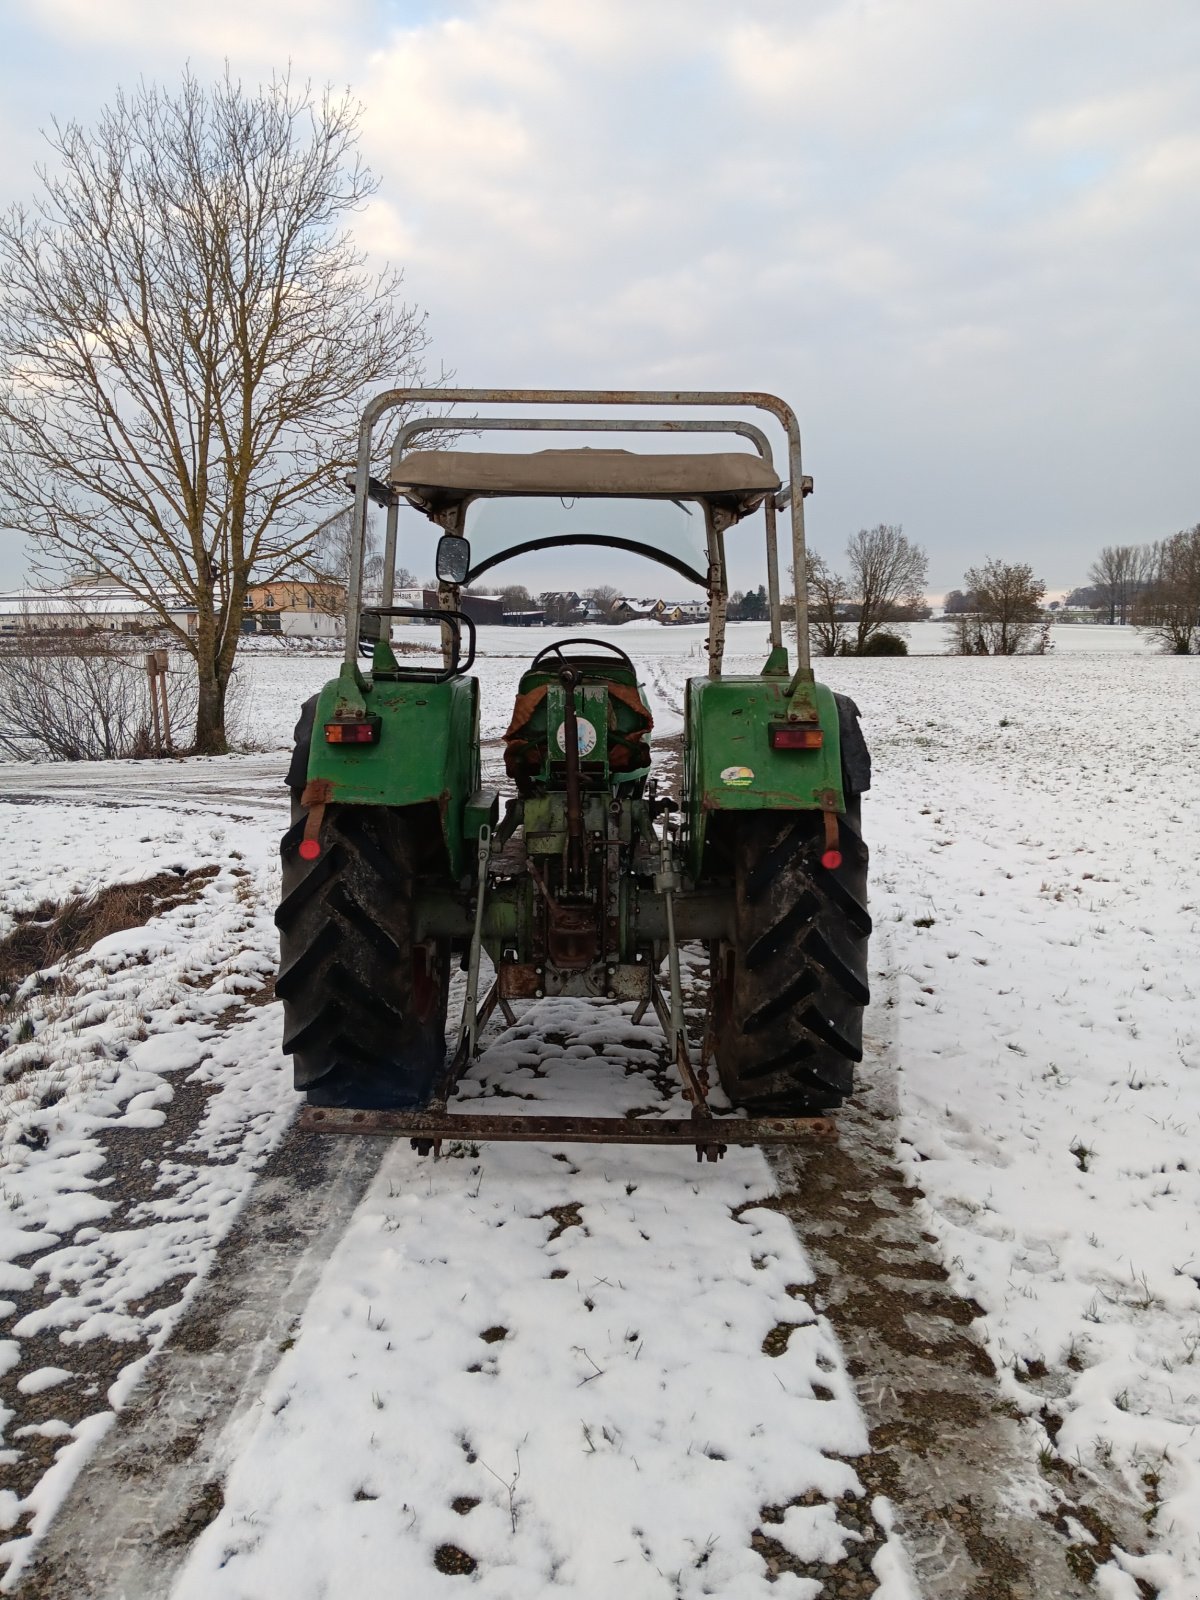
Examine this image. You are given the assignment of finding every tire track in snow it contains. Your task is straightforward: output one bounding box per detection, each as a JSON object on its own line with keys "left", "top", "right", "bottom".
{"left": 767, "top": 921, "right": 1102, "bottom": 1598}
{"left": 18, "top": 971, "right": 915, "bottom": 1600}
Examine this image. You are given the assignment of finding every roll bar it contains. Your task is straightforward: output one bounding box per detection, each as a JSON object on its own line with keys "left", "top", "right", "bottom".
{"left": 346, "top": 390, "right": 811, "bottom": 678}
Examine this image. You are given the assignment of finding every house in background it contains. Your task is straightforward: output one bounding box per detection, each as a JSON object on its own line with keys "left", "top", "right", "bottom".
{"left": 243, "top": 580, "right": 344, "bottom": 637}
{"left": 610, "top": 597, "right": 661, "bottom": 623}
{"left": 541, "top": 592, "right": 584, "bottom": 626}
{"left": 658, "top": 599, "right": 710, "bottom": 624}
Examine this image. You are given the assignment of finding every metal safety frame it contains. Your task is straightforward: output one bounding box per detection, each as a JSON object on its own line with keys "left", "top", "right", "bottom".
{"left": 344, "top": 389, "right": 812, "bottom": 680}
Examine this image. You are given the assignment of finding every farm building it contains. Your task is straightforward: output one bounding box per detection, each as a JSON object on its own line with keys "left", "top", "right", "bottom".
{"left": 242, "top": 580, "right": 344, "bottom": 638}
{"left": 0, "top": 581, "right": 196, "bottom": 635}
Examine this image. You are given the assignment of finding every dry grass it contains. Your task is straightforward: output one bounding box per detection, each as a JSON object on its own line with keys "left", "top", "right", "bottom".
{"left": 0, "top": 866, "right": 219, "bottom": 1006}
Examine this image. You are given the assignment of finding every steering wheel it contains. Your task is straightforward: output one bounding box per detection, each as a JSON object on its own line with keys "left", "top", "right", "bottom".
{"left": 529, "top": 637, "right": 635, "bottom": 673}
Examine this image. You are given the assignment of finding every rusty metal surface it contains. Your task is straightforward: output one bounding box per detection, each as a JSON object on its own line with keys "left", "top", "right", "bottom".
{"left": 298, "top": 1106, "right": 837, "bottom": 1146}
{"left": 497, "top": 961, "right": 650, "bottom": 1000}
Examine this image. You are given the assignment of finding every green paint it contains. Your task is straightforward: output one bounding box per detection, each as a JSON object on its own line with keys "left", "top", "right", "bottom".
{"left": 306, "top": 672, "right": 480, "bottom": 876}
{"left": 682, "top": 676, "right": 845, "bottom": 878}
{"left": 463, "top": 789, "right": 499, "bottom": 844}
{"left": 303, "top": 655, "right": 844, "bottom": 904}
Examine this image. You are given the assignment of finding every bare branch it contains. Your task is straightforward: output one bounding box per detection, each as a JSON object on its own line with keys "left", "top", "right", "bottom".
{"left": 1135, "top": 527, "right": 1200, "bottom": 654}
{"left": 949, "top": 559, "right": 1046, "bottom": 655}
{"left": 804, "top": 553, "right": 851, "bottom": 657}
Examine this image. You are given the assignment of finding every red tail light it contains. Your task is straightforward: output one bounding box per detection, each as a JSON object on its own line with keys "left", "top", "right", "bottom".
{"left": 324, "top": 716, "right": 381, "bottom": 745}
{"left": 768, "top": 722, "right": 823, "bottom": 750}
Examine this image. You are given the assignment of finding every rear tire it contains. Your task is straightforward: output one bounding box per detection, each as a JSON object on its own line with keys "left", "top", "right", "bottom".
{"left": 276, "top": 802, "right": 450, "bottom": 1108}
{"left": 711, "top": 799, "right": 870, "bottom": 1113}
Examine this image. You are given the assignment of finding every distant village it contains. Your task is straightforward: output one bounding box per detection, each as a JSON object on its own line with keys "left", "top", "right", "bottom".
{"left": 0, "top": 576, "right": 721, "bottom": 638}
{"left": 0, "top": 572, "right": 1127, "bottom": 640}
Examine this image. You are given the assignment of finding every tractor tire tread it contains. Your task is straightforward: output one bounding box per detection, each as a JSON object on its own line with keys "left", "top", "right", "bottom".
{"left": 277, "top": 798, "right": 449, "bottom": 1108}
{"left": 711, "top": 798, "right": 870, "bottom": 1114}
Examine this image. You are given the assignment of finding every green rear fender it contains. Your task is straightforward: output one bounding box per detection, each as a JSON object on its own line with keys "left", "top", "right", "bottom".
{"left": 305, "top": 675, "right": 481, "bottom": 878}
{"left": 683, "top": 677, "right": 845, "bottom": 880}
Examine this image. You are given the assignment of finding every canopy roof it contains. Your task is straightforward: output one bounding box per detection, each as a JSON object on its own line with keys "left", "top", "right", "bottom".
{"left": 391, "top": 447, "right": 780, "bottom": 517}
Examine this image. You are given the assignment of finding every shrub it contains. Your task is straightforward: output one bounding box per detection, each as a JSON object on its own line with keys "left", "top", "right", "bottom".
{"left": 0, "top": 636, "right": 196, "bottom": 760}
{"left": 840, "top": 631, "right": 908, "bottom": 657}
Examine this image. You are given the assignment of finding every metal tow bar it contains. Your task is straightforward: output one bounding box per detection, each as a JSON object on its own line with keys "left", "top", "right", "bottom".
{"left": 297, "top": 1108, "right": 837, "bottom": 1147}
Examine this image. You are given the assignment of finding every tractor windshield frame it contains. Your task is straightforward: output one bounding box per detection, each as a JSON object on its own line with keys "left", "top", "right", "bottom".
{"left": 342, "top": 391, "right": 813, "bottom": 683}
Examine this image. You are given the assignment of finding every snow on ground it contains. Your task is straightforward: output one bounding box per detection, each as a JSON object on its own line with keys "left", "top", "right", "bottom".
{"left": 0, "top": 621, "right": 1195, "bottom": 1596}
{"left": 844, "top": 648, "right": 1200, "bottom": 1597}
{"left": 0, "top": 802, "right": 296, "bottom": 1581}
{"left": 170, "top": 969, "right": 893, "bottom": 1600}
{"left": 233, "top": 619, "right": 1152, "bottom": 751}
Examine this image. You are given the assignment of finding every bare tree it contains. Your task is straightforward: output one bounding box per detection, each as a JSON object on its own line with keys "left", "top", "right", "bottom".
{"left": 949, "top": 559, "right": 1046, "bottom": 655}
{"left": 845, "top": 525, "right": 928, "bottom": 652}
{"left": 1135, "top": 527, "right": 1200, "bottom": 654}
{"left": 0, "top": 70, "right": 431, "bottom": 753}
{"left": 540, "top": 591, "right": 582, "bottom": 627}
{"left": 1088, "top": 544, "right": 1154, "bottom": 625}
{"left": 804, "top": 553, "right": 851, "bottom": 657}
{"left": 588, "top": 585, "right": 620, "bottom": 617}
{"left": 306, "top": 505, "right": 379, "bottom": 613}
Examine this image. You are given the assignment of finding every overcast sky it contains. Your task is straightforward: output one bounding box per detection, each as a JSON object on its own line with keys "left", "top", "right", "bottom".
{"left": 1, "top": 0, "right": 1198, "bottom": 598}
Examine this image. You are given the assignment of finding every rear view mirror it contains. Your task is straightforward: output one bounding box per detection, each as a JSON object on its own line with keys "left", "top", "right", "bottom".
{"left": 435, "top": 534, "right": 471, "bottom": 586}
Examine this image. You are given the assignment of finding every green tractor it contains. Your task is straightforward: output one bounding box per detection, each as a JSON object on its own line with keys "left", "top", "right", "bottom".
{"left": 276, "top": 390, "right": 870, "bottom": 1160}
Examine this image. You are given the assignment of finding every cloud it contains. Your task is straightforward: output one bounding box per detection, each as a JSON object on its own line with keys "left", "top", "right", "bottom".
{"left": 4, "top": 0, "right": 1200, "bottom": 589}
{"left": 24, "top": 0, "right": 362, "bottom": 69}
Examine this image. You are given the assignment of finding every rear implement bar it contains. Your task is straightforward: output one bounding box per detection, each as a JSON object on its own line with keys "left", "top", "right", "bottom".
{"left": 298, "top": 1106, "right": 836, "bottom": 1151}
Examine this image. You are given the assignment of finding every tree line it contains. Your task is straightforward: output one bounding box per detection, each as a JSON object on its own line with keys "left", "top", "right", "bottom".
{"left": 810, "top": 526, "right": 1200, "bottom": 656}
{"left": 1060, "top": 535, "right": 1200, "bottom": 654}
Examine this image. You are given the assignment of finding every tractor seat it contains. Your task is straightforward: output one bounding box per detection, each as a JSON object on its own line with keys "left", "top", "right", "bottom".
{"left": 503, "top": 647, "right": 653, "bottom": 794}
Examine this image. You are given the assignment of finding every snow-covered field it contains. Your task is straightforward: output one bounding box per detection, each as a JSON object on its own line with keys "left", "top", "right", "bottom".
{"left": 0, "top": 621, "right": 1197, "bottom": 1597}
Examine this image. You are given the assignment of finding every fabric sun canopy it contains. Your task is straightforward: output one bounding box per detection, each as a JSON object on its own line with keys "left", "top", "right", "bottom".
{"left": 391, "top": 447, "right": 780, "bottom": 514}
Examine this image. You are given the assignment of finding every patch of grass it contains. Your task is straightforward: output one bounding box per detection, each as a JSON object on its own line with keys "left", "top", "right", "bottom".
{"left": 761, "top": 1322, "right": 800, "bottom": 1357}
{"left": 539, "top": 1201, "right": 584, "bottom": 1241}
{"left": 0, "top": 866, "right": 219, "bottom": 1004}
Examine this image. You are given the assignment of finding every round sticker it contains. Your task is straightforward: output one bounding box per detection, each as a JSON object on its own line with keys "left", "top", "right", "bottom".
{"left": 720, "top": 765, "right": 755, "bottom": 788}
{"left": 555, "top": 716, "right": 598, "bottom": 757}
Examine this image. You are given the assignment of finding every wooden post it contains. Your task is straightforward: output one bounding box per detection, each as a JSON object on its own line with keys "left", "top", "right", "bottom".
{"left": 154, "top": 649, "right": 172, "bottom": 750}
{"left": 145, "top": 652, "right": 162, "bottom": 755}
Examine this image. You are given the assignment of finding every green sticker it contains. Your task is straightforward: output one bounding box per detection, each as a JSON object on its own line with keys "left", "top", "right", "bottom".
{"left": 720, "top": 765, "right": 754, "bottom": 788}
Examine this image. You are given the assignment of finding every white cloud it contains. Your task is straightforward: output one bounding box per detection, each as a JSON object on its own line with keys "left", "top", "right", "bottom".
{"left": 4, "top": 0, "right": 1200, "bottom": 589}
{"left": 24, "top": 0, "right": 360, "bottom": 67}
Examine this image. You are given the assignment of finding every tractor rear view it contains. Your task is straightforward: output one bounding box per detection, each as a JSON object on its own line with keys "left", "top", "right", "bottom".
{"left": 276, "top": 390, "right": 870, "bottom": 1161}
